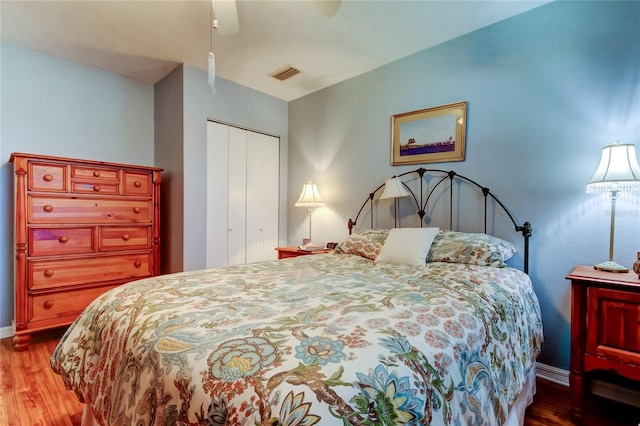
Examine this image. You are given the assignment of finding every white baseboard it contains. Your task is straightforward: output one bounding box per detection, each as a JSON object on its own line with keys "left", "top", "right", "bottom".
{"left": 0, "top": 325, "right": 14, "bottom": 339}
{"left": 536, "top": 361, "right": 569, "bottom": 387}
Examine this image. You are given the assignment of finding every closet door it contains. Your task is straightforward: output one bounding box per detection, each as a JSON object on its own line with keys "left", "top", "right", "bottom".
{"left": 206, "top": 121, "right": 229, "bottom": 269}
{"left": 206, "top": 121, "right": 279, "bottom": 268}
{"left": 245, "top": 132, "right": 279, "bottom": 263}
{"left": 227, "top": 127, "right": 248, "bottom": 266}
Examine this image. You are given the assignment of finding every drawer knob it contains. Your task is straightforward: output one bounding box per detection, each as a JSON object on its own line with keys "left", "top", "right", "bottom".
{"left": 93, "top": 171, "right": 101, "bottom": 177}
{"left": 93, "top": 185, "right": 101, "bottom": 192}
{"left": 43, "top": 205, "right": 54, "bottom": 213}
{"left": 134, "top": 181, "right": 142, "bottom": 188}
{"left": 58, "top": 236, "right": 69, "bottom": 244}
{"left": 43, "top": 300, "right": 54, "bottom": 309}
{"left": 44, "top": 269, "right": 54, "bottom": 277}
{"left": 43, "top": 174, "right": 53, "bottom": 182}
{"left": 133, "top": 207, "right": 141, "bottom": 214}
{"left": 122, "top": 234, "right": 130, "bottom": 241}
{"left": 134, "top": 261, "right": 142, "bottom": 268}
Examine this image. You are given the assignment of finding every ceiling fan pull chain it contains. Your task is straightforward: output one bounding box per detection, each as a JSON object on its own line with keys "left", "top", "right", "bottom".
{"left": 208, "top": 52, "right": 216, "bottom": 93}
{"left": 208, "top": 6, "right": 216, "bottom": 93}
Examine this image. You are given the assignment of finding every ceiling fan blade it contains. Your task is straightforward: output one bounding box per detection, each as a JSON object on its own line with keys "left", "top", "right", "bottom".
{"left": 305, "top": 0, "right": 342, "bottom": 18}
{"left": 213, "top": 0, "right": 240, "bottom": 36}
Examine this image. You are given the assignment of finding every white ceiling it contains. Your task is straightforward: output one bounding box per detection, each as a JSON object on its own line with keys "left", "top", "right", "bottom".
{"left": 1, "top": 0, "right": 550, "bottom": 101}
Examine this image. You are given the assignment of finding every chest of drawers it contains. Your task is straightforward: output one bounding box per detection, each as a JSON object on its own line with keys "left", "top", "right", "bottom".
{"left": 10, "top": 153, "right": 162, "bottom": 350}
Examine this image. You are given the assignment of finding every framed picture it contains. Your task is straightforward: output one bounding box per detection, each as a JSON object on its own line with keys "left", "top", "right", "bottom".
{"left": 391, "top": 101, "right": 467, "bottom": 166}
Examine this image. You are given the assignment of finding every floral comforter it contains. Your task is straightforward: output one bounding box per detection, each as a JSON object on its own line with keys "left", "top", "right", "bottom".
{"left": 51, "top": 253, "right": 543, "bottom": 426}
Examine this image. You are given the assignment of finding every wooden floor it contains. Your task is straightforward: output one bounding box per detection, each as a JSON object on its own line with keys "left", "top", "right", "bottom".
{"left": 1, "top": 328, "right": 639, "bottom": 426}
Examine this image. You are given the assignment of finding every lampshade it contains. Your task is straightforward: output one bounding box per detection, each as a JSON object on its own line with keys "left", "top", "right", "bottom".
{"left": 380, "top": 177, "right": 410, "bottom": 199}
{"left": 586, "top": 142, "right": 640, "bottom": 194}
{"left": 295, "top": 182, "right": 325, "bottom": 208}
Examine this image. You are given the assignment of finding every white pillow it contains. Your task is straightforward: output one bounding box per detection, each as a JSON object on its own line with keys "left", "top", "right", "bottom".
{"left": 375, "top": 227, "right": 439, "bottom": 266}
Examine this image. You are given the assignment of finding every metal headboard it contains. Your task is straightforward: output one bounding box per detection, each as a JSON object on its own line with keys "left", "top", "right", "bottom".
{"left": 347, "top": 168, "right": 532, "bottom": 273}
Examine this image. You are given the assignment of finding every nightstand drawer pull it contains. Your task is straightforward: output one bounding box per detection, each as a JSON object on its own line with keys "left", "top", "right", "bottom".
{"left": 133, "top": 207, "right": 141, "bottom": 214}
{"left": 58, "top": 236, "right": 69, "bottom": 244}
{"left": 134, "top": 261, "right": 142, "bottom": 268}
{"left": 43, "top": 300, "right": 54, "bottom": 309}
{"left": 44, "top": 269, "right": 54, "bottom": 277}
{"left": 134, "top": 181, "right": 142, "bottom": 188}
{"left": 43, "top": 174, "right": 53, "bottom": 182}
{"left": 93, "top": 185, "right": 101, "bottom": 192}
{"left": 122, "top": 234, "right": 130, "bottom": 241}
{"left": 93, "top": 171, "right": 101, "bottom": 177}
{"left": 43, "top": 205, "right": 54, "bottom": 213}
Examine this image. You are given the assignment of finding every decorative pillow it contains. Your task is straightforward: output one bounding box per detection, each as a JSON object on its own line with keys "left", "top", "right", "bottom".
{"left": 375, "top": 227, "right": 439, "bottom": 266}
{"left": 426, "top": 230, "right": 517, "bottom": 267}
{"left": 334, "top": 229, "right": 389, "bottom": 260}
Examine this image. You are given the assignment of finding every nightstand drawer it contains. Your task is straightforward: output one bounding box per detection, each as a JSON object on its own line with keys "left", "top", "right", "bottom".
{"left": 587, "top": 287, "right": 640, "bottom": 361}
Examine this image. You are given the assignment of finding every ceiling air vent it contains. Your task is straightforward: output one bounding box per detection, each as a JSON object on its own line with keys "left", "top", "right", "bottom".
{"left": 269, "top": 65, "right": 300, "bottom": 81}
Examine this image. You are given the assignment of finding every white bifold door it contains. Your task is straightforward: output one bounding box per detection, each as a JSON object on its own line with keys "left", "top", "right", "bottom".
{"left": 206, "top": 121, "right": 279, "bottom": 268}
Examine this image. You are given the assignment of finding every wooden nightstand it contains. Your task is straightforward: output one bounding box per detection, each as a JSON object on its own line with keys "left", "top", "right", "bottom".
{"left": 275, "top": 246, "right": 333, "bottom": 259}
{"left": 566, "top": 265, "right": 640, "bottom": 423}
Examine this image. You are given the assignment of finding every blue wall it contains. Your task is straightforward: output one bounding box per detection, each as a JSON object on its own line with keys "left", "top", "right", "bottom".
{"left": 288, "top": 1, "right": 640, "bottom": 370}
{"left": 0, "top": 42, "right": 155, "bottom": 331}
{"left": 0, "top": 44, "right": 289, "bottom": 334}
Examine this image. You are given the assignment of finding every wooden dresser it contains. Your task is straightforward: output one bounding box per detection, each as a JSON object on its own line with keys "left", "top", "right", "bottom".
{"left": 10, "top": 153, "right": 162, "bottom": 350}
{"left": 566, "top": 265, "right": 640, "bottom": 423}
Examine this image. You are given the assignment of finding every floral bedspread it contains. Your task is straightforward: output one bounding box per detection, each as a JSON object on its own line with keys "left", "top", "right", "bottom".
{"left": 51, "top": 253, "right": 543, "bottom": 426}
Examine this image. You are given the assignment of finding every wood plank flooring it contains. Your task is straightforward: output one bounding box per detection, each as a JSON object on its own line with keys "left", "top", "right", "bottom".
{"left": 1, "top": 327, "right": 639, "bottom": 425}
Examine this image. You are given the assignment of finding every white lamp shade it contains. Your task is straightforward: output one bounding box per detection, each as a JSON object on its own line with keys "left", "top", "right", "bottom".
{"left": 295, "top": 182, "right": 325, "bottom": 207}
{"left": 380, "top": 177, "right": 410, "bottom": 199}
{"left": 586, "top": 142, "right": 640, "bottom": 193}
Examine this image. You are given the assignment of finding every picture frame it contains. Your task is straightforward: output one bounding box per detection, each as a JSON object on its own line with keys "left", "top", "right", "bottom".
{"left": 391, "top": 101, "right": 467, "bottom": 166}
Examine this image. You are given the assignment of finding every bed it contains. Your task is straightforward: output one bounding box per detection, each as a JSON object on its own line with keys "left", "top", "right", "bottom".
{"left": 51, "top": 169, "right": 543, "bottom": 426}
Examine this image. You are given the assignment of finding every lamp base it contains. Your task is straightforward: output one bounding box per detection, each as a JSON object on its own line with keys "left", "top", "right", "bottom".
{"left": 593, "top": 260, "right": 629, "bottom": 273}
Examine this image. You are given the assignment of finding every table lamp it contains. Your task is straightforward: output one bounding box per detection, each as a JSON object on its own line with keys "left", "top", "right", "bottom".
{"left": 380, "top": 176, "right": 410, "bottom": 228}
{"left": 586, "top": 141, "right": 640, "bottom": 272}
{"left": 295, "top": 181, "right": 325, "bottom": 244}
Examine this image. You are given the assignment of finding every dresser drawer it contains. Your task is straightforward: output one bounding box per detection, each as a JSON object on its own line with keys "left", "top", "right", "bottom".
{"left": 71, "top": 181, "right": 121, "bottom": 195}
{"left": 29, "top": 162, "right": 67, "bottom": 192}
{"left": 29, "top": 253, "right": 152, "bottom": 290}
{"left": 29, "top": 227, "right": 94, "bottom": 256}
{"left": 71, "top": 165, "right": 119, "bottom": 181}
{"left": 124, "top": 171, "right": 151, "bottom": 196}
{"left": 99, "top": 226, "right": 151, "bottom": 251}
{"left": 28, "top": 195, "right": 151, "bottom": 224}
{"left": 29, "top": 284, "right": 120, "bottom": 322}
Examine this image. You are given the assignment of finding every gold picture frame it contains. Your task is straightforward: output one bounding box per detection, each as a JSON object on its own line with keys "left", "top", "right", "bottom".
{"left": 391, "top": 101, "right": 467, "bottom": 166}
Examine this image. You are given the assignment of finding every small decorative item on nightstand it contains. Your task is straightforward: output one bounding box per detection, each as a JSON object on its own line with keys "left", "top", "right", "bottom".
{"left": 634, "top": 251, "right": 640, "bottom": 278}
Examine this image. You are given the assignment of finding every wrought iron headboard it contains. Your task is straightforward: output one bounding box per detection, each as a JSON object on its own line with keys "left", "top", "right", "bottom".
{"left": 347, "top": 168, "right": 532, "bottom": 273}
